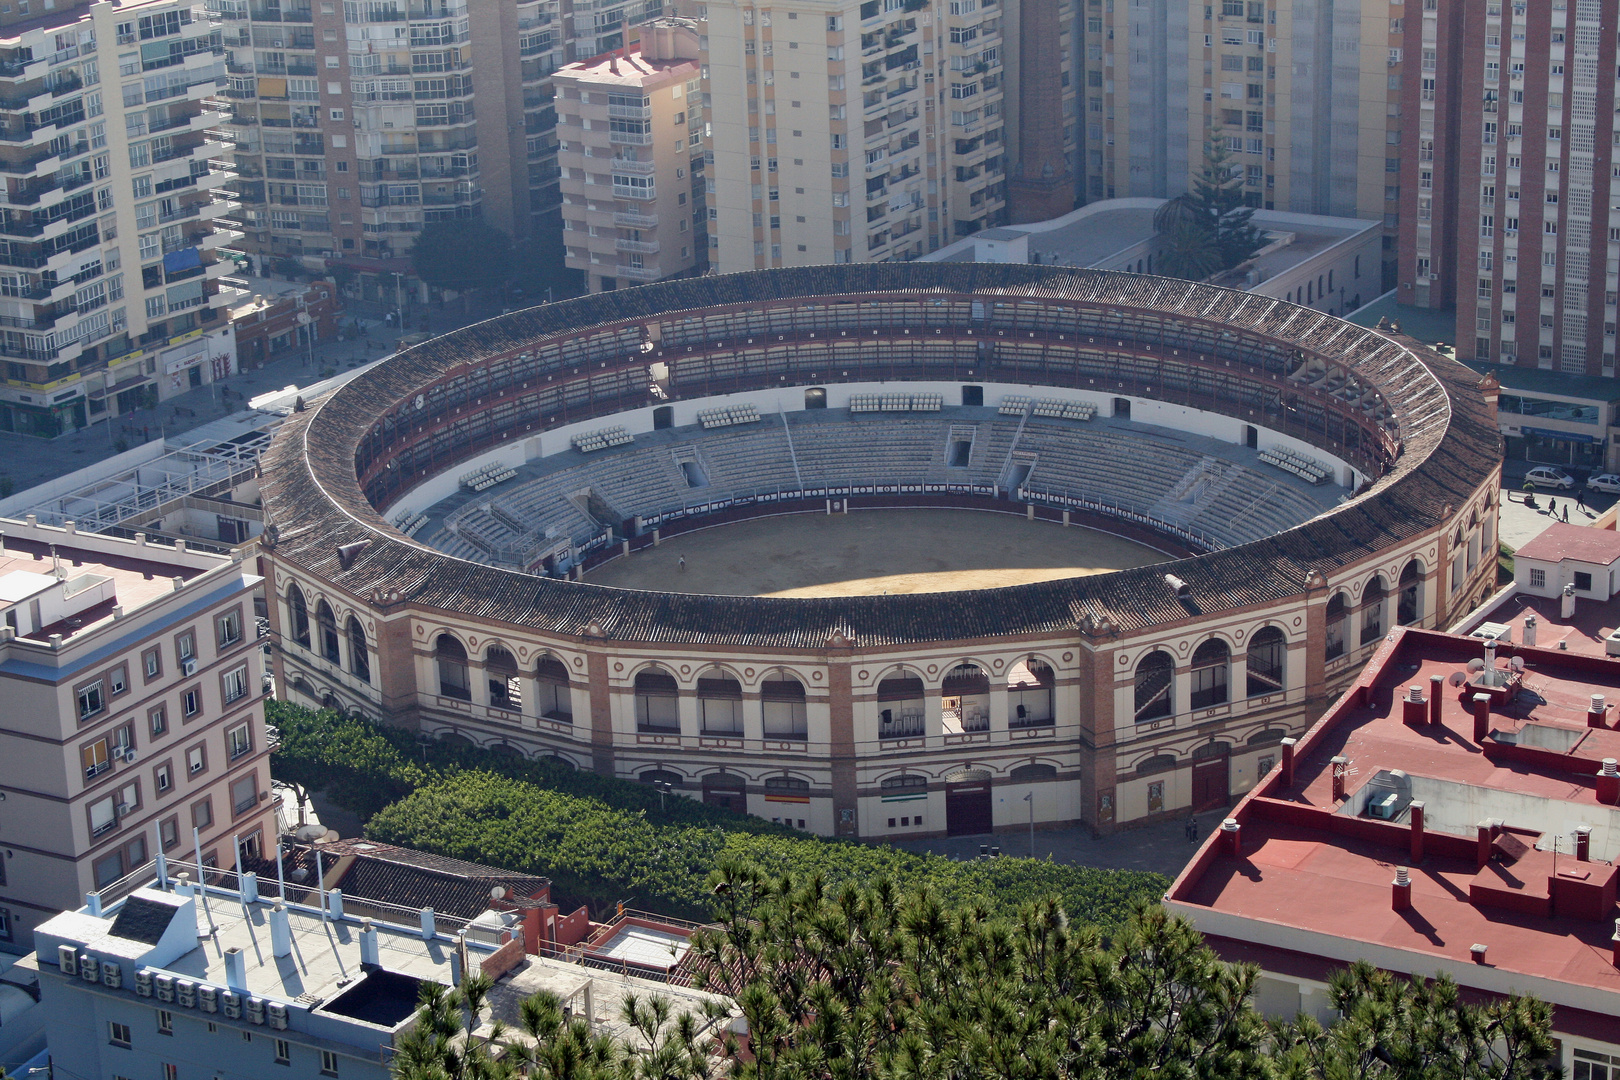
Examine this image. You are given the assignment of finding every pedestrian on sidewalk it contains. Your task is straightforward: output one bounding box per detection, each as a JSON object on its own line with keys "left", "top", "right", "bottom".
{"left": 1549, "top": 497, "right": 1557, "bottom": 517}
{"left": 1185, "top": 817, "right": 1199, "bottom": 843}
{"left": 1563, "top": 505, "right": 1570, "bottom": 522}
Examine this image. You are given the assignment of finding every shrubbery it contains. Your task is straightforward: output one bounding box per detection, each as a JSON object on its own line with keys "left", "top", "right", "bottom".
{"left": 269, "top": 702, "right": 1168, "bottom": 924}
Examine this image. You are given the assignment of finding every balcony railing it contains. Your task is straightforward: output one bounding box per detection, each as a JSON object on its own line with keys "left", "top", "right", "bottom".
{"left": 615, "top": 263, "right": 659, "bottom": 279}
{"left": 614, "top": 237, "right": 657, "bottom": 253}
{"left": 612, "top": 211, "right": 657, "bottom": 228}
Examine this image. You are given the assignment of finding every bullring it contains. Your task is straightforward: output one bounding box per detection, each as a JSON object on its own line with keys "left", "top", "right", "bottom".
{"left": 257, "top": 264, "right": 1503, "bottom": 838}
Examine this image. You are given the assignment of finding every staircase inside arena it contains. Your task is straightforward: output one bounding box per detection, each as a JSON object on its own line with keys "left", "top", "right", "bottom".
{"left": 1149, "top": 456, "right": 1239, "bottom": 527}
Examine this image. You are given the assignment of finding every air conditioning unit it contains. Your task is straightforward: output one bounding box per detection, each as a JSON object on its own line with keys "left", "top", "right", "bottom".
{"left": 182, "top": 659, "right": 198, "bottom": 676}
{"left": 155, "top": 974, "right": 176, "bottom": 1002}
{"left": 246, "top": 997, "right": 267, "bottom": 1025}
{"left": 124, "top": 748, "right": 138, "bottom": 763}
{"left": 1368, "top": 792, "right": 1401, "bottom": 820}
{"left": 57, "top": 945, "right": 77, "bottom": 975}
{"left": 199, "top": 985, "right": 219, "bottom": 1012}
{"left": 135, "top": 970, "right": 154, "bottom": 997}
{"left": 176, "top": 979, "right": 197, "bottom": 1008}
{"left": 222, "top": 991, "right": 243, "bottom": 1019}
{"left": 101, "top": 961, "right": 123, "bottom": 989}
{"left": 117, "top": 803, "right": 132, "bottom": 817}
{"left": 266, "top": 1002, "right": 289, "bottom": 1030}
{"left": 79, "top": 955, "right": 99, "bottom": 983}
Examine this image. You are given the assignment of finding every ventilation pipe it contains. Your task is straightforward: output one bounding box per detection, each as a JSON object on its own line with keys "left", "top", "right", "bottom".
{"left": 1599, "top": 759, "right": 1620, "bottom": 806}
{"left": 1279, "top": 737, "right": 1297, "bottom": 788}
{"left": 223, "top": 947, "right": 246, "bottom": 992}
{"left": 1523, "top": 614, "right": 1537, "bottom": 647}
{"left": 1391, "top": 866, "right": 1412, "bottom": 912}
{"left": 269, "top": 904, "right": 292, "bottom": 958}
{"left": 1402, "top": 685, "right": 1427, "bottom": 727}
{"left": 1590, "top": 695, "right": 1608, "bottom": 730}
{"left": 1220, "top": 818, "right": 1241, "bottom": 858}
{"left": 1576, "top": 825, "right": 1592, "bottom": 863}
{"left": 1473, "top": 693, "right": 1492, "bottom": 743}
{"left": 1563, "top": 583, "right": 1577, "bottom": 619}
{"left": 1409, "top": 800, "right": 1426, "bottom": 863}
{"left": 1429, "top": 674, "right": 1443, "bottom": 725}
{"left": 359, "top": 919, "right": 379, "bottom": 967}
{"left": 1330, "top": 756, "right": 1348, "bottom": 802}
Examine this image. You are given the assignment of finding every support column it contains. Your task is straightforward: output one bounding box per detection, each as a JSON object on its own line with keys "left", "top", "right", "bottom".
{"left": 677, "top": 692, "right": 700, "bottom": 738}
{"left": 742, "top": 692, "right": 764, "bottom": 743}
{"left": 925, "top": 687, "right": 944, "bottom": 740}
{"left": 584, "top": 646, "right": 615, "bottom": 775}
{"left": 988, "top": 683, "right": 1010, "bottom": 735}
{"left": 826, "top": 637, "right": 857, "bottom": 838}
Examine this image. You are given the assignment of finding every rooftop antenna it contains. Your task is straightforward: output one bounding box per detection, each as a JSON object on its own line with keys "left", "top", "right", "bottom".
{"left": 276, "top": 835, "right": 286, "bottom": 904}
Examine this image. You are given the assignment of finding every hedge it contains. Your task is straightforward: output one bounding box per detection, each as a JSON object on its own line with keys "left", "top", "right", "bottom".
{"left": 269, "top": 702, "right": 1168, "bottom": 926}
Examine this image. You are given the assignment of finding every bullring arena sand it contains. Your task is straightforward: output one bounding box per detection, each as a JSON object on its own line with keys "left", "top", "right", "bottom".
{"left": 583, "top": 508, "right": 1170, "bottom": 597}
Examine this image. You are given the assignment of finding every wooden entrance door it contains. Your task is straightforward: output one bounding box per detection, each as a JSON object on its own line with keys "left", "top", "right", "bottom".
{"left": 702, "top": 775, "right": 747, "bottom": 813}
{"left": 944, "top": 767, "right": 994, "bottom": 836}
{"left": 1190, "top": 746, "right": 1231, "bottom": 813}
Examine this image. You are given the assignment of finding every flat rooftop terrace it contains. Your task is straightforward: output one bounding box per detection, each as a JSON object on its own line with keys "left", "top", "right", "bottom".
{"left": 0, "top": 531, "right": 212, "bottom": 640}
{"left": 1169, "top": 627, "right": 1620, "bottom": 1027}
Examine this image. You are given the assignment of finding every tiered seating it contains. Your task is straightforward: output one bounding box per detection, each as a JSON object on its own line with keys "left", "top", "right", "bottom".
{"left": 1259, "top": 447, "right": 1332, "bottom": 484}
{"left": 997, "top": 395, "right": 1031, "bottom": 415}
{"left": 848, "top": 392, "right": 944, "bottom": 413}
{"left": 459, "top": 462, "right": 518, "bottom": 491}
{"left": 697, "top": 403, "right": 762, "bottom": 428}
{"left": 694, "top": 428, "right": 798, "bottom": 493}
{"left": 392, "top": 509, "right": 428, "bottom": 537}
{"left": 571, "top": 426, "right": 635, "bottom": 452}
{"left": 1030, "top": 399, "right": 1097, "bottom": 421}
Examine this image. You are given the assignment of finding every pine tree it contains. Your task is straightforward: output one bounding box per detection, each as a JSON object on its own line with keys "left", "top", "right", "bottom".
{"left": 1154, "top": 128, "right": 1267, "bottom": 281}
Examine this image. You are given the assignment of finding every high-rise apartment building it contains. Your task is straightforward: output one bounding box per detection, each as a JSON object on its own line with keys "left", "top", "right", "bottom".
{"left": 0, "top": 0, "right": 240, "bottom": 438}
{"left": 1399, "top": 0, "right": 1616, "bottom": 380}
{"left": 554, "top": 17, "right": 706, "bottom": 292}
{"left": 0, "top": 515, "right": 274, "bottom": 950}
{"left": 1078, "top": 1, "right": 1403, "bottom": 242}
{"left": 210, "top": 0, "right": 662, "bottom": 300}
{"left": 705, "top": 0, "right": 1043, "bottom": 272}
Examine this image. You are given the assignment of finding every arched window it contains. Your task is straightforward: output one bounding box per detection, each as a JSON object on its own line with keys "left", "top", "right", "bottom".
{"left": 1134, "top": 651, "right": 1174, "bottom": 722}
{"left": 287, "top": 583, "right": 310, "bottom": 649}
{"left": 486, "top": 645, "right": 520, "bottom": 711}
{"left": 877, "top": 671, "right": 926, "bottom": 739}
{"left": 1135, "top": 754, "right": 1177, "bottom": 777}
{"left": 880, "top": 774, "right": 927, "bottom": 793}
{"left": 1189, "top": 639, "right": 1230, "bottom": 710}
{"left": 635, "top": 668, "right": 679, "bottom": 732}
{"left": 1009, "top": 762, "right": 1057, "bottom": 783}
{"left": 1325, "top": 592, "right": 1348, "bottom": 659}
{"left": 942, "top": 662, "right": 990, "bottom": 733}
{"left": 762, "top": 672, "right": 807, "bottom": 739}
{"left": 435, "top": 635, "right": 469, "bottom": 700}
{"left": 1247, "top": 627, "right": 1286, "bottom": 697}
{"left": 316, "top": 600, "right": 340, "bottom": 665}
{"left": 1008, "top": 657, "right": 1054, "bottom": 729}
{"left": 1397, "top": 559, "right": 1424, "bottom": 626}
{"left": 639, "top": 769, "right": 683, "bottom": 787}
{"left": 1361, "top": 576, "right": 1386, "bottom": 644}
{"left": 346, "top": 617, "right": 370, "bottom": 683}
{"left": 536, "top": 654, "right": 572, "bottom": 721}
{"left": 697, "top": 667, "right": 742, "bottom": 735}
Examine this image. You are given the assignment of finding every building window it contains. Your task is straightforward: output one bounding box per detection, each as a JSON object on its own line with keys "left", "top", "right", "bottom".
{"left": 89, "top": 794, "right": 117, "bottom": 837}
{"left": 321, "top": 1050, "right": 339, "bottom": 1077}
{"left": 1189, "top": 639, "right": 1230, "bottom": 710}
{"left": 1147, "top": 780, "right": 1164, "bottom": 813}
{"left": 1529, "top": 568, "right": 1546, "bottom": 588}
{"left": 78, "top": 679, "right": 106, "bottom": 720}
{"left": 158, "top": 1010, "right": 173, "bottom": 1035}
{"left": 94, "top": 851, "right": 124, "bottom": 888}
{"left": 109, "top": 1021, "right": 132, "bottom": 1048}
{"left": 192, "top": 797, "right": 212, "bottom": 829}
{"left": 1576, "top": 571, "right": 1593, "bottom": 591}
{"left": 347, "top": 617, "right": 369, "bottom": 683}
{"left": 187, "top": 744, "right": 206, "bottom": 775}
{"left": 143, "top": 647, "right": 162, "bottom": 681}
{"left": 183, "top": 687, "right": 200, "bottom": 718}
{"left": 227, "top": 723, "right": 252, "bottom": 760}
{"left": 217, "top": 608, "right": 242, "bottom": 649}
{"left": 163, "top": 1065, "right": 178, "bottom": 1080}
{"left": 110, "top": 665, "right": 128, "bottom": 696}
{"left": 176, "top": 630, "right": 195, "bottom": 665}
{"left": 1247, "top": 627, "right": 1287, "bottom": 697}
{"left": 222, "top": 666, "right": 249, "bottom": 705}
{"left": 275, "top": 1039, "right": 291, "bottom": 1065}
{"left": 159, "top": 815, "right": 179, "bottom": 850}
{"left": 0, "top": 907, "right": 11, "bottom": 941}
{"left": 150, "top": 706, "right": 168, "bottom": 738}
{"left": 83, "top": 737, "right": 113, "bottom": 780}
{"left": 231, "top": 774, "right": 258, "bottom": 816}
{"left": 1134, "top": 651, "right": 1174, "bottom": 722}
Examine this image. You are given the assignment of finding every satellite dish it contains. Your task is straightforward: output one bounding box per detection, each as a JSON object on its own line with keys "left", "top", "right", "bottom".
{"left": 1510, "top": 657, "right": 1526, "bottom": 672}
{"left": 1448, "top": 671, "right": 1467, "bottom": 687}
{"left": 295, "top": 824, "right": 325, "bottom": 842}
{"left": 1466, "top": 658, "right": 1486, "bottom": 673}
{"left": 490, "top": 885, "right": 507, "bottom": 901}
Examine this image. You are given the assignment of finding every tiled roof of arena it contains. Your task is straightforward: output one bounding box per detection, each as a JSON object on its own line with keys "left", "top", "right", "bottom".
{"left": 258, "top": 264, "right": 1501, "bottom": 646}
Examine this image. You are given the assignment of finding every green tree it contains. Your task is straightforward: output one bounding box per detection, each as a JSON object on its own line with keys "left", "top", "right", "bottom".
{"left": 1271, "top": 961, "right": 1559, "bottom": 1080}
{"left": 409, "top": 220, "right": 514, "bottom": 297}
{"left": 393, "top": 973, "right": 513, "bottom": 1080}
{"left": 1153, "top": 129, "right": 1266, "bottom": 282}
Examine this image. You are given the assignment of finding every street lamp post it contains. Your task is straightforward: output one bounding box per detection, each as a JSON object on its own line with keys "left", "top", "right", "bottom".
{"left": 1024, "top": 791, "right": 1034, "bottom": 857}
{"left": 654, "top": 780, "right": 672, "bottom": 814}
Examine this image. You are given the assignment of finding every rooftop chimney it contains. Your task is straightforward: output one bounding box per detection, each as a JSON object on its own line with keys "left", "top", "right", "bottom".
{"left": 1523, "top": 614, "right": 1537, "bottom": 647}
{"left": 223, "top": 946, "right": 246, "bottom": 991}
{"left": 1591, "top": 695, "right": 1608, "bottom": 730}
{"left": 1470, "top": 943, "right": 1489, "bottom": 965}
{"left": 1409, "top": 800, "right": 1426, "bottom": 863}
{"left": 1612, "top": 918, "right": 1620, "bottom": 969}
{"left": 269, "top": 903, "right": 292, "bottom": 958}
{"left": 1428, "top": 674, "right": 1443, "bottom": 725}
{"left": 1391, "top": 866, "right": 1412, "bottom": 911}
{"left": 358, "top": 918, "right": 379, "bottom": 968}
{"left": 1563, "top": 583, "right": 1577, "bottom": 619}
{"left": 1220, "top": 818, "right": 1241, "bottom": 858}
{"left": 1279, "top": 737, "right": 1297, "bottom": 788}
{"left": 1402, "top": 685, "right": 1427, "bottom": 727}
{"left": 1576, "top": 825, "right": 1592, "bottom": 863}
{"left": 1472, "top": 693, "right": 1492, "bottom": 744}
{"left": 1600, "top": 759, "right": 1620, "bottom": 806}
{"left": 241, "top": 872, "right": 258, "bottom": 904}
{"left": 1330, "top": 756, "right": 1349, "bottom": 802}
{"left": 420, "top": 906, "right": 437, "bottom": 940}
{"left": 327, "top": 889, "right": 344, "bottom": 921}
{"left": 1477, "top": 820, "right": 1494, "bottom": 870}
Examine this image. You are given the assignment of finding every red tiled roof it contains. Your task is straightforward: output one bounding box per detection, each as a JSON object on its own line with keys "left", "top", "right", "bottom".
{"left": 1515, "top": 522, "right": 1620, "bottom": 566}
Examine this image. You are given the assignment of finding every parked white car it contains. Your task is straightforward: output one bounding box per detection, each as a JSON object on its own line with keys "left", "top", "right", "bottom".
{"left": 1586, "top": 473, "right": 1620, "bottom": 495}
{"left": 1525, "top": 466, "right": 1576, "bottom": 490}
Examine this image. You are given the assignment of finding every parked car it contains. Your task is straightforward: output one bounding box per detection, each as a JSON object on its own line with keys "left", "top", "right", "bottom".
{"left": 1525, "top": 466, "right": 1577, "bottom": 490}
{"left": 1586, "top": 473, "right": 1620, "bottom": 495}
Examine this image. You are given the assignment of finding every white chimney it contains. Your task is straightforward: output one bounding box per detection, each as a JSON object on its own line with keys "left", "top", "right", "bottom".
{"left": 223, "top": 947, "right": 247, "bottom": 991}
{"left": 1563, "top": 583, "right": 1577, "bottom": 619}
{"left": 1523, "top": 614, "right": 1537, "bottom": 647}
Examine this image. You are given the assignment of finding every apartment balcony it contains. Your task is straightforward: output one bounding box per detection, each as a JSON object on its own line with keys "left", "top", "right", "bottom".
{"left": 607, "top": 104, "right": 651, "bottom": 120}
{"left": 609, "top": 157, "right": 654, "bottom": 174}
{"left": 615, "top": 237, "right": 657, "bottom": 254}
{"left": 612, "top": 211, "right": 657, "bottom": 228}
{"left": 615, "top": 263, "right": 659, "bottom": 280}
{"left": 612, "top": 183, "right": 654, "bottom": 201}
{"left": 609, "top": 131, "right": 653, "bottom": 146}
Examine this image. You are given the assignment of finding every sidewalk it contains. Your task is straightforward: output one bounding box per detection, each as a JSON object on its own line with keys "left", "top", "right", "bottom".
{"left": 0, "top": 284, "right": 516, "bottom": 493}
{"left": 885, "top": 809, "right": 1235, "bottom": 879}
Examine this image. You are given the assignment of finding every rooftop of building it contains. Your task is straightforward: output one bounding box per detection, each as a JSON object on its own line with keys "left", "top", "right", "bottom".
{"left": 1515, "top": 523, "right": 1620, "bottom": 566}
{"left": 1167, "top": 625, "right": 1620, "bottom": 1025}
{"left": 555, "top": 44, "right": 700, "bottom": 87}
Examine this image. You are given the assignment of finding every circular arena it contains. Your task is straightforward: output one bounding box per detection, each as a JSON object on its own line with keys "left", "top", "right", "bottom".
{"left": 259, "top": 265, "right": 1502, "bottom": 839}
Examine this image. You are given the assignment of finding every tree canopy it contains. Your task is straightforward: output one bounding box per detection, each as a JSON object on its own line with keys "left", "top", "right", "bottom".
{"left": 1153, "top": 130, "right": 1266, "bottom": 282}
{"left": 409, "top": 219, "right": 514, "bottom": 294}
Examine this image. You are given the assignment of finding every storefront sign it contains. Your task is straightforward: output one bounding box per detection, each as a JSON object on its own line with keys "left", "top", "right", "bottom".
{"left": 1521, "top": 425, "right": 1604, "bottom": 444}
